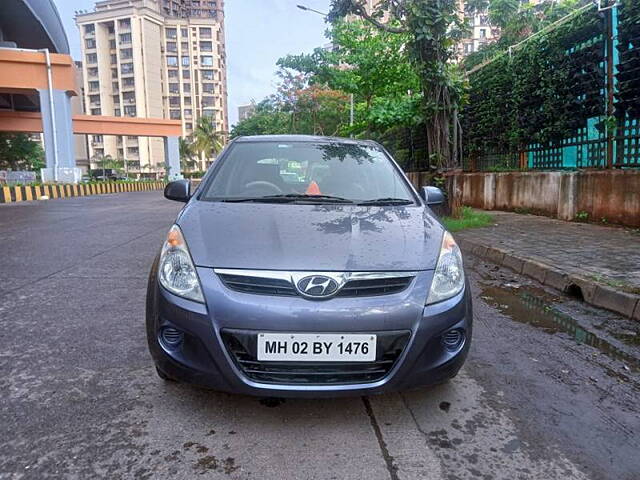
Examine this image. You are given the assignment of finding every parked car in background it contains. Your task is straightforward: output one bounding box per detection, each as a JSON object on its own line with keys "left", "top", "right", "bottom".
{"left": 89, "top": 169, "right": 126, "bottom": 181}
{"left": 146, "top": 135, "right": 472, "bottom": 397}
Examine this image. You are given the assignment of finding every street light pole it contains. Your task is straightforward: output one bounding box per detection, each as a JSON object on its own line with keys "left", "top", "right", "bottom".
{"left": 297, "top": 4, "right": 355, "bottom": 136}
{"left": 296, "top": 5, "right": 329, "bottom": 17}
{"left": 349, "top": 94, "right": 354, "bottom": 127}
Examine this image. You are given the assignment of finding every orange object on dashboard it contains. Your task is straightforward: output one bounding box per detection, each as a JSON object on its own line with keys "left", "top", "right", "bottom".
{"left": 305, "top": 181, "right": 321, "bottom": 195}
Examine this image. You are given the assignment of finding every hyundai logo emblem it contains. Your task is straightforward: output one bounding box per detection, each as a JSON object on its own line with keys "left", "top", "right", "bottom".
{"left": 296, "top": 275, "right": 340, "bottom": 298}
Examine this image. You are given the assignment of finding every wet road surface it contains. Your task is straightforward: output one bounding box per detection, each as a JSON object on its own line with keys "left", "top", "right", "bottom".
{"left": 1, "top": 192, "right": 638, "bottom": 480}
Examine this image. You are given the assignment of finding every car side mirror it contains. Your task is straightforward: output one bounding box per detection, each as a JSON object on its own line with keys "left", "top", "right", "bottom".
{"left": 420, "top": 186, "right": 445, "bottom": 206}
{"left": 164, "top": 179, "right": 191, "bottom": 202}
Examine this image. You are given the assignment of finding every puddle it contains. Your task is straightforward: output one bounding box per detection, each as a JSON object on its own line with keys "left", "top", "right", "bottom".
{"left": 612, "top": 332, "right": 640, "bottom": 347}
{"left": 479, "top": 284, "right": 640, "bottom": 373}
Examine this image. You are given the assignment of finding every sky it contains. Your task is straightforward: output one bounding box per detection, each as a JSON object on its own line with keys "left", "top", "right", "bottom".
{"left": 56, "top": 0, "right": 331, "bottom": 126}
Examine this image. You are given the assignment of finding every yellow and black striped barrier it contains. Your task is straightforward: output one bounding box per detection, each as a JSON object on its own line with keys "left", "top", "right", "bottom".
{"left": 0, "top": 181, "right": 166, "bottom": 204}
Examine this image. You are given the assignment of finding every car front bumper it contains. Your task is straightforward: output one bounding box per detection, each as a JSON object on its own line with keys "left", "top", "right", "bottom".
{"left": 146, "top": 261, "right": 472, "bottom": 398}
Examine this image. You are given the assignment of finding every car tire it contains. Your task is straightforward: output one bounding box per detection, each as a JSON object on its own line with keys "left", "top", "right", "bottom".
{"left": 155, "top": 366, "right": 177, "bottom": 382}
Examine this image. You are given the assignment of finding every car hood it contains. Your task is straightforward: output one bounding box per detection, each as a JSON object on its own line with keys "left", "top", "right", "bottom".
{"left": 177, "top": 201, "right": 443, "bottom": 271}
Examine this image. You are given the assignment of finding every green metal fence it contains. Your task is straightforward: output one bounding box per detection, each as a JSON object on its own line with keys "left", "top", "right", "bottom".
{"left": 372, "top": 124, "right": 430, "bottom": 172}
{"left": 463, "top": 1, "right": 640, "bottom": 171}
{"left": 615, "top": 1, "right": 640, "bottom": 167}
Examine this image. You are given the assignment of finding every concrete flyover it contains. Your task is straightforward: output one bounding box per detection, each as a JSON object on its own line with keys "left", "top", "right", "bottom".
{"left": 0, "top": 107, "right": 183, "bottom": 182}
{"left": 0, "top": 0, "right": 70, "bottom": 54}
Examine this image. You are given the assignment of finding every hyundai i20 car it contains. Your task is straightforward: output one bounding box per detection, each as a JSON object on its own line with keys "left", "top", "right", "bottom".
{"left": 146, "top": 135, "right": 472, "bottom": 397}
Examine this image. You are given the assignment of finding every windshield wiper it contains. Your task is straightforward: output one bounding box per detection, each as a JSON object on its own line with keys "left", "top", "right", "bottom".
{"left": 219, "top": 196, "right": 294, "bottom": 203}
{"left": 357, "top": 197, "right": 413, "bottom": 206}
{"left": 266, "top": 194, "right": 354, "bottom": 203}
{"left": 219, "top": 194, "right": 354, "bottom": 204}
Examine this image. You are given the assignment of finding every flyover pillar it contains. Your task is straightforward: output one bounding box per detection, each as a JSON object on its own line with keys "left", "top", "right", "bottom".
{"left": 38, "top": 88, "right": 81, "bottom": 183}
{"left": 164, "top": 136, "right": 183, "bottom": 181}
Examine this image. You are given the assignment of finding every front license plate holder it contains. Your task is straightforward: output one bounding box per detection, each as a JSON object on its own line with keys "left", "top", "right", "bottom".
{"left": 257, "top": 333, "right": 377, "bottom": 362}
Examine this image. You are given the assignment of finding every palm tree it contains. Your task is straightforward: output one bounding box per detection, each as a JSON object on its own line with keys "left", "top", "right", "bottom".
{"left": 192, "top": 116, "right": 225, "bottom": 162}
{"left": 92, "top": 153, "right": 114, "bottom": 179}
{"left": 179, "top": 136, "right": 197, "bottom": 173}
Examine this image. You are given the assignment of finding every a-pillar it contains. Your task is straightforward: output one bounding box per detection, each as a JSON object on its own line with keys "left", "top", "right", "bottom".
{"left": 164, "top": 136, "right": 183, "bottom": 181}
{"left": 38, "top": 88, "right": 81, "bottom": 183}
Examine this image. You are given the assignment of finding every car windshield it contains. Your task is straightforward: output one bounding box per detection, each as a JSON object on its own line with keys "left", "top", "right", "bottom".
{"left": 200, "top": 141, "right": 415, "bottom": 204}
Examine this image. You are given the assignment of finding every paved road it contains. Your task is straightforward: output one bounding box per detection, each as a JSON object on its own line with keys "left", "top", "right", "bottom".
{"left": 1, "top": 192, "right": 639, "bottom": 480}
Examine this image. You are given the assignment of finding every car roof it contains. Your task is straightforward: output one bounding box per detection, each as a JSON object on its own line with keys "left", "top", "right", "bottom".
{"left": 233, "top": 134, "right": 378, "bottom": 147}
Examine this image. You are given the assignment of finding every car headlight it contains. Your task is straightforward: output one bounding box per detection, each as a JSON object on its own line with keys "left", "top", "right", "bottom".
{"left": 158, "top": 225, "right": 204, "bottom": 303}
{"left": 427, "top": 231, "right": 465, "bottom": 305}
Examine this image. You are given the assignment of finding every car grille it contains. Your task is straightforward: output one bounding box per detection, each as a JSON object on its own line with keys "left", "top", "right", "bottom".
{"left": 336, "top": 277, "right": 413, "bottom": 297}
{"left": 217, "top": 273, "right": 297, "bottom": 296}
{"left": 221, "top": 330, "right": 411, "bottom": 385}
{"left": 217, "top": 272, "right": 414, "bottom": 298}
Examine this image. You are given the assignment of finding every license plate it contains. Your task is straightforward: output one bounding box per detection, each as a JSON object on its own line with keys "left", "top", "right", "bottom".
{"left": 257, "top": 333, "right": 377, "bottom": 362}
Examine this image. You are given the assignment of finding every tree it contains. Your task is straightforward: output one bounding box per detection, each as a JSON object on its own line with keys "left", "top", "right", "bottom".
{"left": 179, "top": 136, "right": 197, "bottom": 172}
{"left": 292, "top": 85, "right": 350, "bottom": 136}
{"left": 488, "top": 0, "right": 520, "bottom": 29}
{"left": 230, "top": 87, "right": 351, "bottom": 138}
{"left": 231, "top": 99, "right": 292, "bottom": 137}
{"left": 192, "top": 116, "right": 224, "bottom": 160}
{"left": 91, "top": 153, "right": 121, "bottom": 178}
{"left": 328, "top": 0, "right": 468, "bottom": 169}
{"left": 463, "top": 0, "right": 585, "bottom": 69}
{"left": 466, "top": 0, "right": 489, "bottom": 13}
{"left": 278, "top": 19, "right": 420, "bottom": 134}
{"left": 0, "top": 133, "right": 45, "bottom": 171}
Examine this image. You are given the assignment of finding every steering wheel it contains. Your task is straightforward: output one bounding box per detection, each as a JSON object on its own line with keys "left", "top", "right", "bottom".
{"left": 243, "top": 181, "right": 283, "bottom": 196}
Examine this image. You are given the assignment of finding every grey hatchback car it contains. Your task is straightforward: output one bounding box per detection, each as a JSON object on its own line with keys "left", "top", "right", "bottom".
{"left": 146, "top": 135, "right": 472, "bottom": 397}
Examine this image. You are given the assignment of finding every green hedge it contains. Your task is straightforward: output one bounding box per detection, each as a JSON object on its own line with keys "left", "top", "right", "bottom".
{"left": 463, "top": 7, "right": 607, "bottom": 170}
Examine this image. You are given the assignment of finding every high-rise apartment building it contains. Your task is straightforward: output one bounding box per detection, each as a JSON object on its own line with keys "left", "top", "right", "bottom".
{"left": 457, "top": 0, "right": 544, "bottom": 58}
{"left": 75, "top": 0, "right": 228, "bottom": 174}
{"left": 237, "top": 103, "right": 255, "bottom": 122}
{"left": 457, "top": 0, "right": 501, "bottom": 58}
